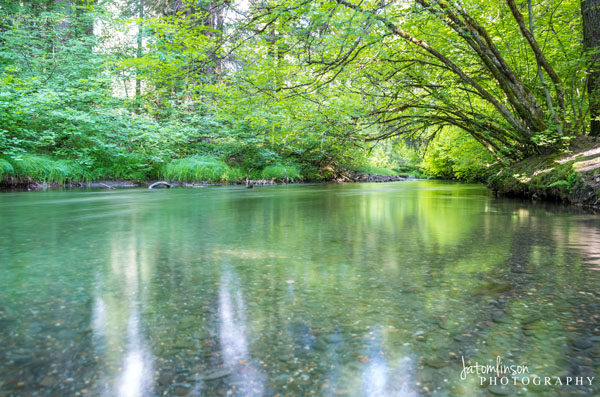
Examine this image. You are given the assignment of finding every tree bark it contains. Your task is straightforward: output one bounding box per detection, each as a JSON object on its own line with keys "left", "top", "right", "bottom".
{"left": 507, "top": 0, "right": 566, "bottom": 113}
{"left": 55, "top": 0, "right": 72, "bottom": 40}
{"left": 582, "top": 0, "right": 600, "bottom": 136}
{"left": 135, "top": 0, "right": 144, "bottom": 104}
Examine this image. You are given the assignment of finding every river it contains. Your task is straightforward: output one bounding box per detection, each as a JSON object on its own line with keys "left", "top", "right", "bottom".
{"left": 0, "top": 181, "right": 599, "bottom": 396}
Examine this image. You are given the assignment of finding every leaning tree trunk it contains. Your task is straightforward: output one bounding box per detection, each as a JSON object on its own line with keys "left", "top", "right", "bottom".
{"left": 582, "top": 0, "right": 600, "bottom": 136}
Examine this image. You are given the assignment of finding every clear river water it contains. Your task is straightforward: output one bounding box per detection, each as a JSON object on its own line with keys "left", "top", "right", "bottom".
{"left": 1, "top": 181, "right": 599, "bottom": 396}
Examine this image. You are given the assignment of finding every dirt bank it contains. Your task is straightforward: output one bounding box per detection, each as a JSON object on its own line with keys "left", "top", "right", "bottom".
{"left": 488, "top": 137, "right": 600, "bottom": 207}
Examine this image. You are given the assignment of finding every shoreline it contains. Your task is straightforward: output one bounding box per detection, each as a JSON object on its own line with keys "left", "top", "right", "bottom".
{"left": 0, "top": 173, "right": 409, "bottom": 192}
{"left": 488, "top": 139, "right": 600, "bottom": 209}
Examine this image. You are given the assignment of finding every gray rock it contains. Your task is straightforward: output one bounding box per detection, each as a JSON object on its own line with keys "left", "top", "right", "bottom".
{"left": 39, "top": 376, "right": 55, "bottom": 388}
{"left": 492, "top": 310, "right": 510, "bottom": 323}
{"left": 573, "top": 339, "right": 593, "bottom": 350}
{"left": 200, "top": 369, "right": 232, "bottom": 381}
{"left": 423, "top": 359, "right": 449, "bottom": 369}
{"left": 172, "top": 383, "right": 191, "bottom": 396}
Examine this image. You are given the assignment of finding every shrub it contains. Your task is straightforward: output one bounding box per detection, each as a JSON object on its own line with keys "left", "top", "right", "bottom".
{"left": 162, "top": 156, "right": 243, "bottom": 182}
{"left": 261, "top": 164, "right": 302, "bottom": 181}
{"left": 354, "top": 165, "right": 397, "bottom": 175}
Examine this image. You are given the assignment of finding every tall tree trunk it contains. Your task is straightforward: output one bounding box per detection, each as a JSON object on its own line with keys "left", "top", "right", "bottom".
{"left": 203, "top": 0, "right": 231, "bottom": 77}
{"left": 76, "top": 0, "right": 96, "bottom": 36}
{"left": 582, "top": 0, "right": 600, "bottom": 136}
{"left": 55, "top": 0, "right": 72, "bottom": 40}
{"left": 135, "top": 0, "right": 144, "bottom": 105}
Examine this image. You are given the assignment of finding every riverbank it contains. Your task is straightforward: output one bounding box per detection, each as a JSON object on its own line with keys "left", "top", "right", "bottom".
{"left": 0, "top": 173, "right": 408, "bottom": 191}
{"left": 488, "top": 137, "right": 600, "bottom": 207}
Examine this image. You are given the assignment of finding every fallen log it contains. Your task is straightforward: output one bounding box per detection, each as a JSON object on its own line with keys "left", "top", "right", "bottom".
{"left": 149, "top": 181, "right": 172, "bottom": 189}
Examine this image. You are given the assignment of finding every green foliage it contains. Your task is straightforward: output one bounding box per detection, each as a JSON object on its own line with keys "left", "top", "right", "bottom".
{"left": 261, "top": 164, "right": 302, "bottom": 181}
{"left": 353, "top": 165, "right": 397, "bottom": 176}
{"left": 422, "top": 128, "right": 496, "bottom": 182}
{"left": 548, "top": 180, "right": 568, "bottom": 188}
{"left": 392, "top": 165, "right": 426, "bottom": 179}
{"left": 544, "top": 165, "right": 580, "bottom": 192}
{"left": 162, "top": 156, "right": 243, "bottom": 182}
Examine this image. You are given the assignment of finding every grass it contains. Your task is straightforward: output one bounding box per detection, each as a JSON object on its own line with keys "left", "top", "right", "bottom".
{"left": 6, "top": 155, "right": 91, "bottom": 184}
{"left": 261, "top": 164, "right": 302, "bottom": 182}
{"left": 0, "top": 158, "right": 14, "bottom": 179}
{"left": 162, "top": 156, "right": 244, "bottom": 182}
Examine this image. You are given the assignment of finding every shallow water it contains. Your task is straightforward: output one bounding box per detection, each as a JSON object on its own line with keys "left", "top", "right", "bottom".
{"left": 0, "top": 181, "right": 599, "bottom": 396}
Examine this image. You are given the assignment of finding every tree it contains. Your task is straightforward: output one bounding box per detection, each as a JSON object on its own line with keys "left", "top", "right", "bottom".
{"left": 236, "top": 0, "right": 585, "bottom": 160}
{"left": 136, "top": 0, "right": 145, "bottom": 102}
{"left": 583, "top": 0, "right": 600, "bottom": 136}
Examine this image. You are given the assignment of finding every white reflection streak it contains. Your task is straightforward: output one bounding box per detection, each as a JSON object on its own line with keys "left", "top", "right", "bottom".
{"left": 117, "top": 241, "right": 152, "bottom": 397}
{"left": 218, "top": 271, "right": 265, "bottom": 395}
{"left": 362, "top": 357, "right": 388, "bottom": 397}
{"left": 361, "top": 355, "right": 417, "bottom": 397}
{"left": 92, "top": 296, "right": 106, "bottom": 339}
{"left": 219, "top": 282, "right": 249, "bottom": 367}
{"left": 360, "top": 329, "right": 417, "bottom": 397}
{"left": 92, "top": 236, "right": 153, "bottom": 397}
{"left": 118, "top": 306, "right": 152, "bottom": 397}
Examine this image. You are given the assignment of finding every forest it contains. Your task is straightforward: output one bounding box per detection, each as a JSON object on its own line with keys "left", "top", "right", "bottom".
{"left": 0, "top": 0, "right": 598, "bottom": 185}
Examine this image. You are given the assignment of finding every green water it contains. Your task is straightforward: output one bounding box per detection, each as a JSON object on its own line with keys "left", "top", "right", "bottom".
{"left": 1, "top": 181, "right": 599, "bottom": 396}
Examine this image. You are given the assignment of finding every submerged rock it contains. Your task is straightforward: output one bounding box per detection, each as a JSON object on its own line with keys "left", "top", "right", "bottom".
{"left": 422, "top": 359, "right": 449, "bottom": 369}
{"left": 488, "top": 385, "right": 512, "bottom": 395}
{"left": 199, "top": 369, "right": 232, "bottom": 381}
{"left": 573, "top": 339, "right": 594, "bottom": 350}
{"left": 38, "top": 376, "right": 55, "bottom": 388}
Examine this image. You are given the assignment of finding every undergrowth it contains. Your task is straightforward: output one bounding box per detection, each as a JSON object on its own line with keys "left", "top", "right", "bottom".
{"left": 162, "top": 156, "right": 243, "bottom": 182}
{"left": 4, "top": 155, "right": 91, "bottom": 184}
{"left": 260, "top": 164, "right": 302, "bottom": 181}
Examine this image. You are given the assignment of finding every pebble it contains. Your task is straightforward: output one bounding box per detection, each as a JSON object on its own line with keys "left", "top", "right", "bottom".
{"left": 274, "top": 374, "right": 292, "bottom": 383}
{"left": 488, "top": 385, "right": 511, "bottom": 395}
{"left": 158, "top": 372, "right": 174, "bottom": 386}
{"left": 313, "top": 340, "right": 328, "bottom": 351}
{"left": 573, "top": 339, "right": 593, "bottom": 350}
{"left": 522, "top": 315, "right": 541, "bottom": 324}
{"left": 39, "top": 375, "right": 55, "bottom": 387}
{"left": 453, "top": 335, "right": 469, "bottom": 343}
{"left": 200, "top": 369, "right": 232, "bottom": 381}
{"left": 450, "top": 385, "right": 471, "bottom": 394}
{"left": 422, "top": 359, "right": 448, "bottom": 369}
{"left": 173, "top": 383, "right": 191, "bottom": 396}
{"left": 492, "top": 311, "right": 509, "bottom": 323}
